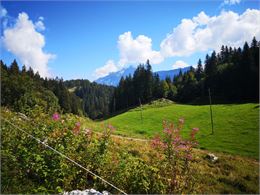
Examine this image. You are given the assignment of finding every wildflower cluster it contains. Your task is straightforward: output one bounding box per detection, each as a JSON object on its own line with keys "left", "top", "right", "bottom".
{"left": 3, "top": 108, "right": 203, "bottom": 194}
{"left": 73, "top": 122, "right": 81, "bottom": 135}
{"left": 99, "top": 123, "right": 116, "bottom": 156}
{"left": 52, "top": 112, "right": 60, "bottom": 121}
{"left": 151, "top": 118, "right": 199, "bottom": 193}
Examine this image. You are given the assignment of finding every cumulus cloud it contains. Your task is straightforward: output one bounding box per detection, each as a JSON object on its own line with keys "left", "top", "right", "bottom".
{"left": 35, "top": 16, "right": 45, "bottom": 31}
{"left": 172, "top": 60, "right": 190, "bottom": 69}
{"left": 95, "top": 9, "right": 259, "bottom": 79}
{"left": 94, "top": 60, "right": 118, "bottom": 78}
{"left": 223, "top": 0, "right": 241, "bottom": 5}
{"left": 117, "top": 31, "right": 164, "bottom": 67}
{"left": 95, "top": 31, "right": 164, "bottom": 79}
{"left": 2, "top": 12, "right": 54, "bottom": 77}
{"left": 160, "top": 9, "right": 260, "bottom": 57}
{"left": 0, "top": 6, "right": 9, "bottom": 29}
{"left": 0, "top": 6, "right": 7, "bottom": 17}
{"left": 35, "top": 19, "right": 45, "bottom": 31}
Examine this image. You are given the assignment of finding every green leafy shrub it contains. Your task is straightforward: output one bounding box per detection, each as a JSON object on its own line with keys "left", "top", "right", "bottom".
{"left": 1, "top": 109, "right": 200, "bottom": 194}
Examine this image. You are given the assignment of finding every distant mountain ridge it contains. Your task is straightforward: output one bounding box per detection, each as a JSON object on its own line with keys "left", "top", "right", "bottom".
{"left": 156, "top": 66, "right": 192, "bottom": 81}
{"left": 95, "top": 66, "right": 192, "bottom": 86}
{"left": 95, "top": 66, "right": 136, "bottom": 86}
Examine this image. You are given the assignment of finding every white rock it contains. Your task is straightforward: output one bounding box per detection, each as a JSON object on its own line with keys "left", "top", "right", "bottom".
{"left": 102, "top": 191, "right": 109, "bottom": 195}
{"left": 63, "top": 189, "right": 108, "bottom": 195}
{"left": 207, "top": 153, "right": 218, "bottom": 162}
{"left": 90, "top": 189, "right": 97, "bottom": 194}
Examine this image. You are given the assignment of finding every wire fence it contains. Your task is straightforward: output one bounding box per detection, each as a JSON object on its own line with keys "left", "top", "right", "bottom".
{"left": 1, "top": 116, "right": 127, "bottom": 195}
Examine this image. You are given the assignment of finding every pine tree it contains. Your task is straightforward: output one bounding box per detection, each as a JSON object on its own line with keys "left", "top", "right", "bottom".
{"left": 195, "top": 59, "right": 203, "bottom": 81}
{"left": 22, "top": 65, "right": 27, "bottom": 75}
{"left": 10, "top": 59, "right": 19, "bottom": 74}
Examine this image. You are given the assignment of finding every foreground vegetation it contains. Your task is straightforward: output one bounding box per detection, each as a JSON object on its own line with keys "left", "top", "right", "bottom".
{"left": 1, "top": 108, "right": 259, "bottom": 194}
{"left": 101, "top": 100, "right": 259, "bottom": 159}
{"left": 1, "top": 37, "right": 258, "bottom": 194}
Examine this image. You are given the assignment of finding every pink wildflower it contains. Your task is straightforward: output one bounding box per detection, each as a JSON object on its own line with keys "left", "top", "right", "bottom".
{"left": 73, "top": 122, "right": 81, "bottom": 135}
{"left": 177, "top": 144, "right": 190, "bottom": 151}
{"left": 52, "top": 113, "right": 60, "bottom": 121}
{"left": 108, "top": 124, "right": 116, "bottom": 132}
{"left": 76, "top": 122, "right": 81, "bottom": 127}
{"left": 151, "top": 135, "right": 163, "bottom": 149}
{"left": 186, "top": 154, "right": 192, "bottom": 160}
{"left": 190, "top": 127, "right": 199, "bottom": 139}
{"left": 172, "top": 136, "right": 181, "bottom": 145}
{"left": 163, "top": 128, "right": 172, "bottom": 136}
{"left": 192, "top": 127, "right": 199, "bottom": 132}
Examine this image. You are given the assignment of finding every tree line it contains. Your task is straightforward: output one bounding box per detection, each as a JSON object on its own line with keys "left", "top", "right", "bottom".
{"left": 64, "top": 79, "right": 114, "bottom": 119}
{"left": 1, "top": 60, "right": 114, "bottom": 119}
{"left": 113, "top": 37, "right": 259, "bottom": 111}
{"left": 1, "top": 37, "right": 258, "bottom": 119}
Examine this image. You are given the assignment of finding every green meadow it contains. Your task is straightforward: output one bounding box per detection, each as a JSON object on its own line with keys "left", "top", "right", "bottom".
{"left": 95, "top": 101, "right": 259, "bottom": 159}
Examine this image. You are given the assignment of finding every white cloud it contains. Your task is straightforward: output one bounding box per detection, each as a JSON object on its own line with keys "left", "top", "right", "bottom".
{"left": 35, "top": 19, "right": 45, "bottom": 31}
{"left": 95, "top": 31, "right": 164, "bottom": 79}
{"left": 0, "top": 6, "right": 7, "bottom": 17}
{"left": 39, "top": 16, "right": 44, "bottom": 21}
{"left": 117, "top": 31, "right": 164, "bottom": 67}
{"left": 224, "top": 0, "right": 241, "bottom": 5}
{"left": 160, "top": 9, "right": 260, "bottom": 57}
{"left": 172, "top": 60, "right": 190, "bottom": 69}
{"left": 95, "top": 9, "right": 260, "bottom": 79}
{"left": 0, "top": 6, "right": 9, "bottom": 29}
{"left": 2, "top": 12, "right": 55, "bottom": 77}
{"left": 94, "top": 60, "right": 118, "bottom": 78}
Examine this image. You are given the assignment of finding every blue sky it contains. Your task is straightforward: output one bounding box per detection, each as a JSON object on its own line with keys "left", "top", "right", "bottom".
{"left": 1, "top": 0, "right": 259, "bottom": 81}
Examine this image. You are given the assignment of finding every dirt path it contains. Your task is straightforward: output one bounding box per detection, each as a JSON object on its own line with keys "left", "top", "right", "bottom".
{"left": 93, "top": 131, "right": 149, "bottom": 142}
{"left": 110, "top": 134, "right": 149, "bottom": 142}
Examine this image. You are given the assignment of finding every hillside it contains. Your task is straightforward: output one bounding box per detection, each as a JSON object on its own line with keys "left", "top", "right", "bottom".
{"left": 1, "top": 2, "right": 259, "bottom": 194}
{"left": 1, "top": 107, "right": 259, "bottom": 194}
{"left": 101, "top": 100, "right": 259, "bottom": 159}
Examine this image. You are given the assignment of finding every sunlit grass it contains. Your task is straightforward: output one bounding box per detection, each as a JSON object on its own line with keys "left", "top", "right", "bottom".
{"left": 97, "top": 102, "right": 259, "bottom": 159}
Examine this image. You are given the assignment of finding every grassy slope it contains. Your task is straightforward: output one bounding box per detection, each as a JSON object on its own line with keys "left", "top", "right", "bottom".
{"left": 98, "top": 102, "right": 259, "bottom": 159}
{"left": 113, "top": 138, "right": 259, "bottom": 194}
{"left": 2, "top": 108, "right": 259, "bottom": 193}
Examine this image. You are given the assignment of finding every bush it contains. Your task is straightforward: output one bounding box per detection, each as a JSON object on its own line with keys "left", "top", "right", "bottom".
{"left": 1, "top": 109, "right": 199, "bottom": 194}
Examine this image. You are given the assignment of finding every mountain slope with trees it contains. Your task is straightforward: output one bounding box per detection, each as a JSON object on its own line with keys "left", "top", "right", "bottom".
{"left": 1, "top": 61, "right": 114, "bottom": 119}
{"left": 112, "top": 37, "right": 259, "bottom": 112}
{"left": 64, "top": 80, "right": 114, "bottom": 119}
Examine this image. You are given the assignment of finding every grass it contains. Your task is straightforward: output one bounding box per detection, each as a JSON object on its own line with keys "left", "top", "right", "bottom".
{"left": 93, "top": 101, "right": 259, "bottom": 159}
{"left": 2, "top": 107, "right": 259, "bottom": 193}
{"left": 111, "top": 137, "right": 259, "bottom": 194}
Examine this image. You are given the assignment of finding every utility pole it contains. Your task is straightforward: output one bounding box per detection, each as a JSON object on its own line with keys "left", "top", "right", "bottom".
{"left": 139, "top": 98, "right": 143, "bottom": 123}
{"left": 208, "top": 88, "right": 214, "bottom": 134}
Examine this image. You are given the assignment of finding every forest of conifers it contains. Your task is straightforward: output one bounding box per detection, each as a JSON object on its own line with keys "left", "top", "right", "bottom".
{"left": 1, "top": 37, "right": 259, "bottom": 119}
